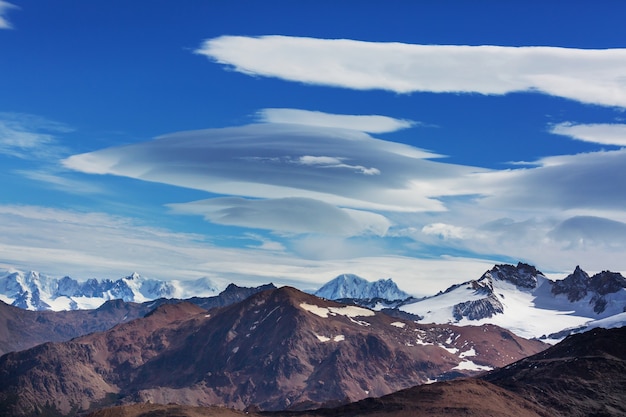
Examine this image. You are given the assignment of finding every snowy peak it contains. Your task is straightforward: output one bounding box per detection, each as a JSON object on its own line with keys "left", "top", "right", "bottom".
{"left": 400, "top": 262, "right": 626, "bottom": 340}
{"left": 315, "top": 273, "right": 410, "bottom": 301}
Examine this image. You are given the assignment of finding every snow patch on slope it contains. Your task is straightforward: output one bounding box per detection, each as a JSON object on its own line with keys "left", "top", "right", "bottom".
{"left": 299, "top": 302, "right": 375, "bottom": 319}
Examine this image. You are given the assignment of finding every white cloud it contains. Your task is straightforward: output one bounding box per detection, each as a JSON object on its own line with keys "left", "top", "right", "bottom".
{"left": 0, "top": 113, "right": 71, "bottom": 159}
{"left": 63, "top": 121, "right": 482, "bottom": 213}
{"left": 0, "top": 1, "right": 16, "bottom": 29}
{"left": 295, "top": 155, "right": 380, "bottom": 175}
{"left": 60, "top": 112, "right": 626, "bottom": 274}
{"left": 548, "top": 216, "right": 626, "bottom": 249}
{"left": 0, "top": 204, "right": 497, "bottom": 296}
{"left": 258, "top": 108, "right": 415, "bottom": 133}
{"left": 197, "top": 35, "right": 626, "bottom": 107}
{"left": 550, "top": 122, "right": 626, "bottom": 146}
{"left": 475, "top": 149, "right": 626, "bottom": 212}
{"left": 421, "top": 223, "right": 467, "bottom": 240}
{"left": 14, "top": 169, "right": 106, "bottom": 194}
{"left": 168, "top": 197, "right": 391, "bottom": 237}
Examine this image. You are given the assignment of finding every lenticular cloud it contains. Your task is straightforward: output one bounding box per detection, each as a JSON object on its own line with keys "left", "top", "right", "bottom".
{"left": 63, "top": 121, "right": 483, "bottom": 213}
{"left": 197, "top": 35, "right": 626, "bottom": 108}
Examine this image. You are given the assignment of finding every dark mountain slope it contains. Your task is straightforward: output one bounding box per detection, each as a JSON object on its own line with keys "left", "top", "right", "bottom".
{"left": 483, "top": 326, "right": 626, "bottom": 417}
{"left": 0, "top": 302, "right": 207, "bottom": 416}
{"left": 0, "top": 298, "right": 150, "bottom": 356}
{"left": 0, "top": 283, "right": 275, "bottom": 356}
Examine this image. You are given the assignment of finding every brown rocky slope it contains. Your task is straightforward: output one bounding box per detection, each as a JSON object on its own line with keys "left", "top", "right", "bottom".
{"left": 0, "top": 287, "right": 547, "bottom": 416}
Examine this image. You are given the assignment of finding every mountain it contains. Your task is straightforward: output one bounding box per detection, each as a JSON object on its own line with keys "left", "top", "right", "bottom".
{"left": 315, "top": 274, "right": 411, "bottom": 302}
{"left": 0, "top": 269, "right": 220, "bottom": 311}
{"left": 482, "top": 326, "right": 626, "bottom": 417}
{"left": 86, "top": 326, "right": 626, "bottom": 417}
{"left": 398, "top": 262, "right": 626, "bottom": 340}
{"left": 0, "top": 286, "right": 546, "bottom": 416}
{"left": 0, "top": 283, "right": 275, "bottom": 356}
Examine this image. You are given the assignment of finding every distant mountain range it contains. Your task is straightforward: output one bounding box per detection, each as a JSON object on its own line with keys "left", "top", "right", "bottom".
{"left": 0, "top": 282, "right": 275, "bottom": 356}
{"left": 0, "top": 269, "right": 220, "bottom": 311}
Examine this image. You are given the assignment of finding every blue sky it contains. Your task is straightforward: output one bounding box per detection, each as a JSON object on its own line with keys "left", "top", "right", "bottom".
{"left": 1, "top": 1, "right": 626, "bottom": 294}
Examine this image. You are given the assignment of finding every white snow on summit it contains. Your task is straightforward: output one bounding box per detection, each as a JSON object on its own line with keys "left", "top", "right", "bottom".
{"left": 0, "top": 268, "right": 221, "bottom": 311}
{"left": 315, "top": 273, "right": 410, "bottom": 301}
{"left": 400, "top": 263, "right": 626, "bottom": 341}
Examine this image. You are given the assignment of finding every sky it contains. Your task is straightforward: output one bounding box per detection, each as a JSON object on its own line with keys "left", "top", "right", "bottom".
{"left": 1, "top": 1, "right": 626, "bottom": 295}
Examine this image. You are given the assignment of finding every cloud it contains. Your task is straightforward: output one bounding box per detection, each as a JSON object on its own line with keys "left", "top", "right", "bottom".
{"left": 0, "top": 113, "right": 71, "bottom": 159}
{"left": 63, "top": 120, "right": 483, "bottom": 213}
{"left": 0, "top": 1, "right": 16, "bottom": 29}
{"left": 61, "top": 109, "right": 626, "bottom": 275}
{"left": 168, "top": 197, "right": 391, "bottom": 237}
{"left": 14, "top": 169, "right": 106, "bottom": 194}
{"left": 295, "top": 155, "right": 380, "bottom": 175}
{"left": 257, "top": 108, "right": 415, "bottom": 133}
{"left": 548, "top": 216, "right": 626, "bottom": 249}
{"left": 197, "top": 35, "right": 626, "bottom": 107}
{"left": 475, "top": 149, "right": 626, "bottom": 212}
{"left": 550, "top": 122, "right": 626, "bottom": 146}
{"left": 0, "top": 204, "right": 497, "bottom": 296}
{"left": 421, "top": 223, "right": 467, "bottom": 240}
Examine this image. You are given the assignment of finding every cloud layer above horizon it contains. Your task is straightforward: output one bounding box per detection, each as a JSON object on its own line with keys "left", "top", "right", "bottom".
{"left": 62, "top": 107, "right": 626, "bottom": 273}
{"left": 197, "top": 35, "right": 626, "bottom": 108}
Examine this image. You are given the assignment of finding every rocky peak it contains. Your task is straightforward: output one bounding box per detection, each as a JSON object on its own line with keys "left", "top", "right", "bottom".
{"left": 485, "top": 262, "right": 541, "bottom": 289}
{"left": 589, "top": 271, "right": 626, "bottom": 295}
{"left": 552, "top": 266, "right": 591, "bottom": 301}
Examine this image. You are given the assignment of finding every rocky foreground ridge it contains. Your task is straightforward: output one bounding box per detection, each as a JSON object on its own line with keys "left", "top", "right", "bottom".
{"left": 86, "top": 326, "right": 626, "bottom": 417}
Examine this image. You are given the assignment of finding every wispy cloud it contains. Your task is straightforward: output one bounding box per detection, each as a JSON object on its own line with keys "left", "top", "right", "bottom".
{"left": 0, "top": 112, "right": 71, "bottom": 160}
{"left": 0, "top": 1, "right": 17, "bottom": 29}
{"left": 168, "top": 197, "right": 391, "bottom": 237}
{"left": 550, "top": 122, "right": 626, "bottom": 146}
{"left": 258, "top": 108, "right": 415, "bottom": 133}
{"left": 14, "top": 169, "right": 106, "bottom": 194}
{"left": 197, "top": 35, "right": 626, "bottom": 107}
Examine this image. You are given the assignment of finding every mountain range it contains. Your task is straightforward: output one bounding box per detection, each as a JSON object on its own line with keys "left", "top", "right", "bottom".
{"left": 0, "top": 285, "right": 547, "bottom": 416}
{"left": 0, "top": 282, "right": 275, "bottom": 356}
{"left": 397, "top": 263, "right": 626, "bottom": 341}
{"left": 0, "top": 269, "right": 220, "bottom": 311}
{"left": 314, "top": 274, "right": 411, "bottom": 304}
{"left": 10, "top": 310, "right": 624, "bottom": 417}
{"left": 2, "top": 262, "right": 626, "bottom": 342}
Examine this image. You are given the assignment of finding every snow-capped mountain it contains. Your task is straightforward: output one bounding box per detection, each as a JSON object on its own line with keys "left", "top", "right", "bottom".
{"left": 315, "top": 273, "right": 411, "bottom": 303}
{"left": 399, "top": 263, "right": 626, "bottom": 341}
{"left": 0, "top": 269, "right": 221, "bottom": 311}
